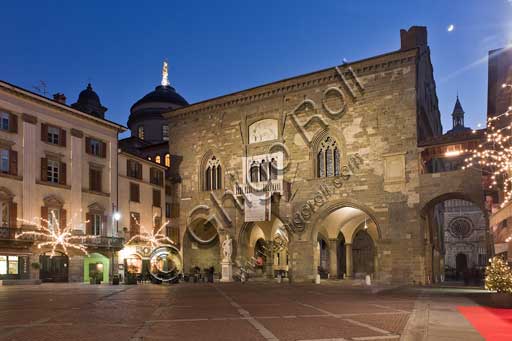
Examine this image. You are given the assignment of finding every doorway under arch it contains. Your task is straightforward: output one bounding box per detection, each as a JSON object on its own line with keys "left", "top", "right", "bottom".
{"left": 238, "top": 215, "right": 289, "bottom": 279}
{"left": 312, "top": 205, "right": 379, "bottom": 280}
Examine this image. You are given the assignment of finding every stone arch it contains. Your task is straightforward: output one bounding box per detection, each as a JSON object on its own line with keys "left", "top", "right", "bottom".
{"left": 308, "top": 199, "right": 383, "bottom": 243}
{"left": 419, "top": 192, "right": 489, "bottom": 284}
{"left": 306, "top": 199, "right": 382, "bottom": 280}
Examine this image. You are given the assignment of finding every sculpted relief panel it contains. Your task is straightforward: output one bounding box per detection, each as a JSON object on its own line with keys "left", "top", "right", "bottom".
{"left": 249, "top": 119, "right": 278, "bottom": 144}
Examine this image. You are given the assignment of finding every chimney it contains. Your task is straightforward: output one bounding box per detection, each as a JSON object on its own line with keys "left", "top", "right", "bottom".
{"left": 400, "top": 26, "right": 428, "bottom": 50}
{"left": 52, "top": 93, "right": 67, "bottom": 104}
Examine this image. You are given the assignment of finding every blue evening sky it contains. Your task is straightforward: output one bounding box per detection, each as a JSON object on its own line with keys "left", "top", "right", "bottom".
{"left": 1, "top": 1, "right": 510, "bottom": 135}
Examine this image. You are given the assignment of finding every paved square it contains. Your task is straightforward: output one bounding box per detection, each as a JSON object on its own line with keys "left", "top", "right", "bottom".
{"left": 0, "top": 282, "right": 420, "bottom": 341}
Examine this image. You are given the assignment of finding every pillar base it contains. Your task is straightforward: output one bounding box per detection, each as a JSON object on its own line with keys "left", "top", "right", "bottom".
{"left": 220, "top": 261, "right": 233, "bottom": 282}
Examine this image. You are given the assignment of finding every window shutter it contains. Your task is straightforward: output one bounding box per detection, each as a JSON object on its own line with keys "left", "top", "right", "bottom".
{"left": 89, "top": 168, "right": 94, "bottom": 191}
{"left": 97, "top": 170, "right": 102, "bottom": 192}
{"left": 9, "top": 202, "right": 17, "bottom": 228}
{"left": 100, "top": 141, "right": 106, "bottom": 158}
{"left": 9, "top": 150, "right": 17, "bottom": 176}
{"left": 102, "top": 215, "right": 107, "bottom": 236}
{"left": 59, "top": 162, "right": 67, "bottom": 185}
{"left": 60, "top": 129, "right": 66, "bottom": 147}
{"left": 9, "top": 114, "right": 17, "bottom": 133}
{"left": 137, "top": 163, "right": 142, "bottom": 179}
{"left": 86, "top": 213, "right": 92, "bottom": 235}
{"left": 60, "top": 209, "right": 67, "bottom": 229}
{"left": 41, "top": 158, "right": 48, "bottom": 181}
{"left": 41, "top": 124, "right": 48, "bottom": 142}
{"left": 85, "top": 137, "right": 91, "bottom": 154}
{"left": 126, "top": 159, "right": 131, "bottom": 176}
{"left": 41, "top": 206, "right": 48, "bottom": 228}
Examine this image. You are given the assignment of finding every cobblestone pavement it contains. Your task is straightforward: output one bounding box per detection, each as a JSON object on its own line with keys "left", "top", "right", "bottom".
{"left": 0, "top": 282, "right": 484, "bottom": 341}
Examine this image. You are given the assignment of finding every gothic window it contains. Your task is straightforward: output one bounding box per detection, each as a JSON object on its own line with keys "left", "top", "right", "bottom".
{"left": 270, "top": 158, "right": 278, "bottom": 180}
{"left": 260, "top": 160, "right": 268, "bottom": 182}
{"left": 204, "top": 156, "right": 222, "bottom": 191}
{"left": 316, "top": 136, "right": 340, "bottom": 178}
{"left": 250, "top": 161, "right": 259, "bottom": 183}
{"left": 165, "top": 154, "right": 171, "bottom": 167}
{"left": 205, "top": 166, "right": 211, "bottom": 191}
{"left": 317, "top": 151, "right": 325, "bottom": 177}
{"left": 334, "top": 147, "right": 340, "bottom": 176}
{"left": 326, "top": 147, "right": 333, "bottom": 177}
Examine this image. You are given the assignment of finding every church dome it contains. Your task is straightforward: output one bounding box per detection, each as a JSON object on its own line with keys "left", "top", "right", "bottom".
{"left": 128, "top": 64, "right": 188, "bottom": 128}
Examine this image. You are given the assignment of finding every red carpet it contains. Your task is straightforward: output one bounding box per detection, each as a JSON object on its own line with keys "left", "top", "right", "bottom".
{"left": 458, "top": 306, "right": 512, "bottom": 340}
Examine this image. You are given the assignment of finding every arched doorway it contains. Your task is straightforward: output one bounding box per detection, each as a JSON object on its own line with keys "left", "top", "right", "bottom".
{"left": 455, "top": 253, "right": 468, "bottom": 279}
{"left": 39, "top": 251, "right": 68, "bottom": 282}
{"left": 238, "top": 216, "right": 289, "bottom": 279}
{"left": 312, "top": 204, "right": 380, "bottom": 280}
{"left": 421, "top": 195, "right": 489, "bottom": 284}
{"left": 352, "top": 230, "right": 375, "bottom": 277}
{"left": 84, "top": 252, "right": 110, "bottom": 284}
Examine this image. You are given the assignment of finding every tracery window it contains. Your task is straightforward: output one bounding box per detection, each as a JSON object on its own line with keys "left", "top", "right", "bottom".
{"left": 270, "top": 158, "right": 278, "bottom": 180}
{"left": 260, "top": 160, "right": 268, "bottom": 182}
{"left": 316, "top": 136, "right": 340, "bottom": 178}
{"left": 250, "top": 161, "right": 259, "bottom": 183}
{"left": 204, "top": 156, "right": 222, "bottom": 191}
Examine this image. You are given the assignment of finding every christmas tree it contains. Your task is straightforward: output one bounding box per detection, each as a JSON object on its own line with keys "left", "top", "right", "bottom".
{"left": 485, "top": 256, "right": 512, "bottom": 294}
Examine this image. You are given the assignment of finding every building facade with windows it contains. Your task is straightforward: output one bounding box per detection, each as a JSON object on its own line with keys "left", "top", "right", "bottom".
{"left": 162, "top": 26, "right": 487, "bottom": 284}
{"left": 0, "top": 81, "right": 125, "bottom": 283}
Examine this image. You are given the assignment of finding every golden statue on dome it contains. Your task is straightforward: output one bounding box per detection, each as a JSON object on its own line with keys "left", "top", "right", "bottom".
{"left": 161, "top": 60, "right": 170, "bottom": 86}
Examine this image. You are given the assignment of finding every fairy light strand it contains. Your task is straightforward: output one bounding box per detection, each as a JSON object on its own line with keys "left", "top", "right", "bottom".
{"left": 125, "top": 214, "right": 175, "bottom": 248}
{"left": 463, "top": 84, "right": 512, "bottom": 208}
{"left": 16, "top": 211, "right": 94, "bottom": 257}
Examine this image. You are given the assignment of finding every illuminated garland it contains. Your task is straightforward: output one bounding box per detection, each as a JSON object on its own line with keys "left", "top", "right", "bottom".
{"left": 125, "top": 214, "right": 175, "bottom": 248}
{"left": 464, "top": 84, "right": 512, "bottom": 208}
{"left": 16, "top": 212, "right": 93, "bottom": 257}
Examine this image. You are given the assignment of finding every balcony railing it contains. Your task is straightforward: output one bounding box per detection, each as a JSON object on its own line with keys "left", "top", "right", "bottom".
{"left": 235, "top": 179, "right": 285, "bottom": 195}
{"left": 83, "top": 236, "right": 124, "bottom": 249}
{"left": 0, "top": 226, "right": 17, "bottom": 240}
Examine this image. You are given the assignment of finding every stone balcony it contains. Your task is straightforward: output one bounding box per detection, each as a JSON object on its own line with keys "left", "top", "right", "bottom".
{"left": 235, "top": 179, "right": 290, "bottom": 197}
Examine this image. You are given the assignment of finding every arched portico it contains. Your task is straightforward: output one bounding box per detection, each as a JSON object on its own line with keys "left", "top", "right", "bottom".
{"left": 238, "top": 215, "right": 289, "bottom": 278}
{"left": 299, "top": 200, "right": 381, "bottom": 282}
{"left": 419, "top": 191, "right": 489, "bottom": 284}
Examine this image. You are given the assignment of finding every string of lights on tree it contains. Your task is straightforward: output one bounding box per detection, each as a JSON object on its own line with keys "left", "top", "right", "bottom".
{"left": 125, "top": 214, "right": 176, "bottom": 248}
{"left": 16, "top": 212, "right": 94, "bottom": 257}
{"left": 463, "top": 83, "right": 512, "bottom": 212}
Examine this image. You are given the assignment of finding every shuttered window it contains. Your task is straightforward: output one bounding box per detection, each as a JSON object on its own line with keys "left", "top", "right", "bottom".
{"left": 127, "top": 160, "right": 142, "bottom": 179}
{"left": 89, "top": 167, "right": 102, "bottom": 192}
{"left": 129, "top": 183, "right": 140, "bottom": 202}
{"left": 153, "top": 189, "right": 161, "bottom": 208}
{"left": 150, "top": 168, "right": 163, "bottom": 186}
{"left": 85, "top": 137, "right": 106, "bottom": 158}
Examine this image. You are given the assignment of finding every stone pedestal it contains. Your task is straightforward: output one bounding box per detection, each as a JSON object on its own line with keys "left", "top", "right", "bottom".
{"left": 220, "top": 260, "right": 233, "bottom": 282}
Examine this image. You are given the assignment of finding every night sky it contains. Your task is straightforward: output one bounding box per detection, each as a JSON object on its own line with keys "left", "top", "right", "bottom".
{"left": 1, "top": 1, "right": 510, "bottom": 136}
